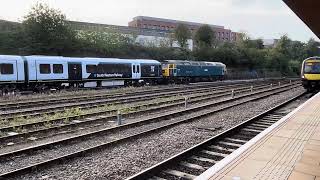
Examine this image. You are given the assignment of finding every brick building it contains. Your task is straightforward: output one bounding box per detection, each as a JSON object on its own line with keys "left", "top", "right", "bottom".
{"left": 0, "top": 16, "right": 239, "bottom": 51}
{"left": 128, "top": 16, "right": 239, "bottom": 42}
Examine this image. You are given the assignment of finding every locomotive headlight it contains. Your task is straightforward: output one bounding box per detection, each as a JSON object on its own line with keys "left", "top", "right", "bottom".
{"left": 301, "top": 75, "right": 305, "bottom": 79}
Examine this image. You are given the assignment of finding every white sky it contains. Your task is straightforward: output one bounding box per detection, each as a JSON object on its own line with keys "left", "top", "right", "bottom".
{"left": 0, "top": 0, "right": 318, "bottom": 42}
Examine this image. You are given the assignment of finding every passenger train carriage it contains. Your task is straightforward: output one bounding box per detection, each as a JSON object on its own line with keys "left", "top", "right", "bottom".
{"left": 0, "top": 55, "right": 226, "bottom": 93}
{"left": 301, "top": 56, "right": 320, "bottom": 90}
{"left": 0, "top": 55, "right": 162, "bottom": 92}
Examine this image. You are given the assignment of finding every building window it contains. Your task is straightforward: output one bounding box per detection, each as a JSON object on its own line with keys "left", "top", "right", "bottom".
{"left": 53, "top": 64, "right": 63, "bottom": 74}
{"left": 0, "top": 63, "right": 14, "bottom": 74}
{"left": 40, "top": 64, "right": 51, "bottom": 74}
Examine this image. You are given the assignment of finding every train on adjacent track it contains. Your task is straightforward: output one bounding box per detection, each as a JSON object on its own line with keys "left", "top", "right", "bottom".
{"left": 301, "top": 56, "right": 320, "bottom": 91}
{"left": 0, "top": 55, "right": 227, "bottom": 93}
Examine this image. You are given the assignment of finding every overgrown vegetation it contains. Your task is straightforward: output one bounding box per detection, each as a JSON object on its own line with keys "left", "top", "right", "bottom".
{"left": 0, "top": 95, "right": 183, "bottom": 133}
{"left": 0, "top": 3, "right": 319, "bottom": 76}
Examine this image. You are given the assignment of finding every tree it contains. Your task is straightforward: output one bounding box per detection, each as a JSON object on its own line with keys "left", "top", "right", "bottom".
{"left": 22, "top": 3, "right": 75, "bottom": 55}
{"left": 235, "top": 31, "right": 250, "bottom": 47}
{"left": 289, "top": 41, "right": 306, "bottom": 61}
{"left": 194, "top": 25, "right": 216, "bottom": 48}
{"left": 253, "top": 39, "right": 264, "bottom": 49}
{"left": 173, "top": 24, "right": 191, "bottom": 50}
{"left": 275, "top": 35, "right": 292, "bottom": 56}
{"left": 305, "top": 38, "right": 320, "bottom": 57}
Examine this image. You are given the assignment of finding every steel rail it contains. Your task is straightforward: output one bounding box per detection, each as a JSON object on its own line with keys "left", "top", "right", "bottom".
{"left": 126, "top": 91, "right": 308, "bottom": 180}
{"left": 0, "top": 84, "right": 300, "bottom": 179}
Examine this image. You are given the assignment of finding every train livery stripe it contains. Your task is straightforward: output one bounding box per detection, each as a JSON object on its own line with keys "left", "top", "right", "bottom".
{"left": 304, "top": 74, "right": 320, "bottom": 80}
{"left": 306, "top": 60, "right": 320, "bottom": 63}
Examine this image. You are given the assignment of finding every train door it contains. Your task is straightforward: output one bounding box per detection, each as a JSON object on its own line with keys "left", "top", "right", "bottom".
{"left": 0, "top": 60, "right": 17, "bottom": 82}
{"left": 68, "top": 63, "right": 82, "bottom": 81}
{"left": 132, "top": 63, "right": 141, "bottom": 80}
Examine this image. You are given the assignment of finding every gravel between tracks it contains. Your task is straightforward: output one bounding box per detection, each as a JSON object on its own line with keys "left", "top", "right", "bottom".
{"left": 10, "top": 87, "right": 305, "bottom": 180}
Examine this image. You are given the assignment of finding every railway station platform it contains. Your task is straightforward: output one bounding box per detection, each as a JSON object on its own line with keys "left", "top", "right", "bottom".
{"left": 197, "top": 92, "right": 320, "bottom": 180}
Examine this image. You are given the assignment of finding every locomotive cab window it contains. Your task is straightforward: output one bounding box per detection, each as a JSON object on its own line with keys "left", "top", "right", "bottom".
{"left": 162, "top": 64, "right": 168, "bottom": 68}
{"left": 53, "top": 64, "right": 63, "bottom": 74}
{"left": 40, "top": 64, "right": 51, "bottom": 74}
{"left": 0, "top": 63, "right": 14, "bottom": 74}
{"left": 304, "top": 62, "right": 320, "bottom": 74}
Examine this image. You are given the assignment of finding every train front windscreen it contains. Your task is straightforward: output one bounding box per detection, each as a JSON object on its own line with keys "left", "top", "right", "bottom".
{"left": 304, "top": 61, "right": 320, "bottom": 74}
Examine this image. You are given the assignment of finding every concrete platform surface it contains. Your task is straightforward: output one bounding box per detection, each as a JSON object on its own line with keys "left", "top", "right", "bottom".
{"left": 197, "top": 92, "right": 320, "bottom": 180}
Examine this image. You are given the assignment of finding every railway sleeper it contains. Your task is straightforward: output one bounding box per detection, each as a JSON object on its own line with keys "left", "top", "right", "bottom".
{"left": 164, "top": 169, "right": 196, "bottom": 180}
{"left": 190, "top": 156, "right": 217, "bottom": 164}
{"left": 256, "top": 119, "right": 278, "bottom": 123}
{"left": 253, "top": 121, "right": 274, "bottom": 126}
{"left": 246, "top": 125, "right": 266, "bottom": 131}
{"left": 249, "top": 123, "right": 270, "bottom": 128}
{"left": 180, "top": 161, "right": 206, "bottom": 171}
{"left": 242, "top": 128, "right": 263, "bottom": 133}
{"left": 231, "top": 134, "right": 252, "bottom": 141}
{"left": 149, "top": 176, "right": 166, "bottom": 180}
{"left": 201, "top": 150, "right": 228, "bottom": 158}
{"left": 175, "top": 163, "right": 206, "bottom": 177}
{"left": 237, "top": 130, "right": 260, "bottom": 137}
{"left": 185, "top": 157, "right": 214, "bottom": 169}
{"left": 263, "top": 116, "right": 282, "bottom": 120}
{"left": 207, "top": 145, "right": 235, "bottom": 153}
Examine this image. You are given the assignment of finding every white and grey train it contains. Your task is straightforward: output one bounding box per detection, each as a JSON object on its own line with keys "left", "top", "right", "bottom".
{"left": 0, "top": 55, "right": 162, "bottom": 93}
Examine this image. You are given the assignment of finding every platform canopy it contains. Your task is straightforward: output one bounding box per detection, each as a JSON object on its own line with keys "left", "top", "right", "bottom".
{"left": 283, "top": 0, "right": 320, "bottom": 39}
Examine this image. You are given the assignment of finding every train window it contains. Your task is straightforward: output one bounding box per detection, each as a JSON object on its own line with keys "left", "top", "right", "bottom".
{"left": 304, "top": 62, "right": 320, "bottom": 73}
{"left": 137, "top": 65, "right": 140, "bottom": 73}
{"left": 0, "top": 63, "right": 14, "bottom": 74}
{"left": 133, "top": 65, "right": 136, "bottom": 73}
{"left": 97, "top": 64, "right": 131, "bottom": 74}
{"left": 40, "top": 64, "right": 51, "bottom": 74}
{"left": 86, "top": 65, "right": 97, "bottom": 73}
{"left": 53, "top": 64, "right": 63, "bottom": 74}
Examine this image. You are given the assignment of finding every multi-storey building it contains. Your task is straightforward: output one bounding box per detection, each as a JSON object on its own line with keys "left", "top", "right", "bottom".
{"left": 129, "top": 16, "right": 239, "bottom": 42}
{"left": 0, "top": 16, "right": 239, "bottom": 50}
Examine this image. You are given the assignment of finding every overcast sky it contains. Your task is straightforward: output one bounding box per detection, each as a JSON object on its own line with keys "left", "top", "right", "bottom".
{"left": 0, "top": 0, "right": 318, "bottom": 42}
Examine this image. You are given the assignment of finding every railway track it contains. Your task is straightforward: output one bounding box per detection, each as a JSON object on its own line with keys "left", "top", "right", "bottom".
{"left": 0, "top": 81, "right": 258, "bottom": 111}
{"left": 0, "top": 83, "right": 278, "bottom": 146}
{"left": 126, "top": 92, "right": 310, "bottom": 180}
{"left": 0, "top": 82, "right": 301, "bottom": 178}
{"left": 0, "top": 79, "right": 286, "bottom": 104}
{"left": 0, "top": 80, "right": 287, "bottom": 120}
